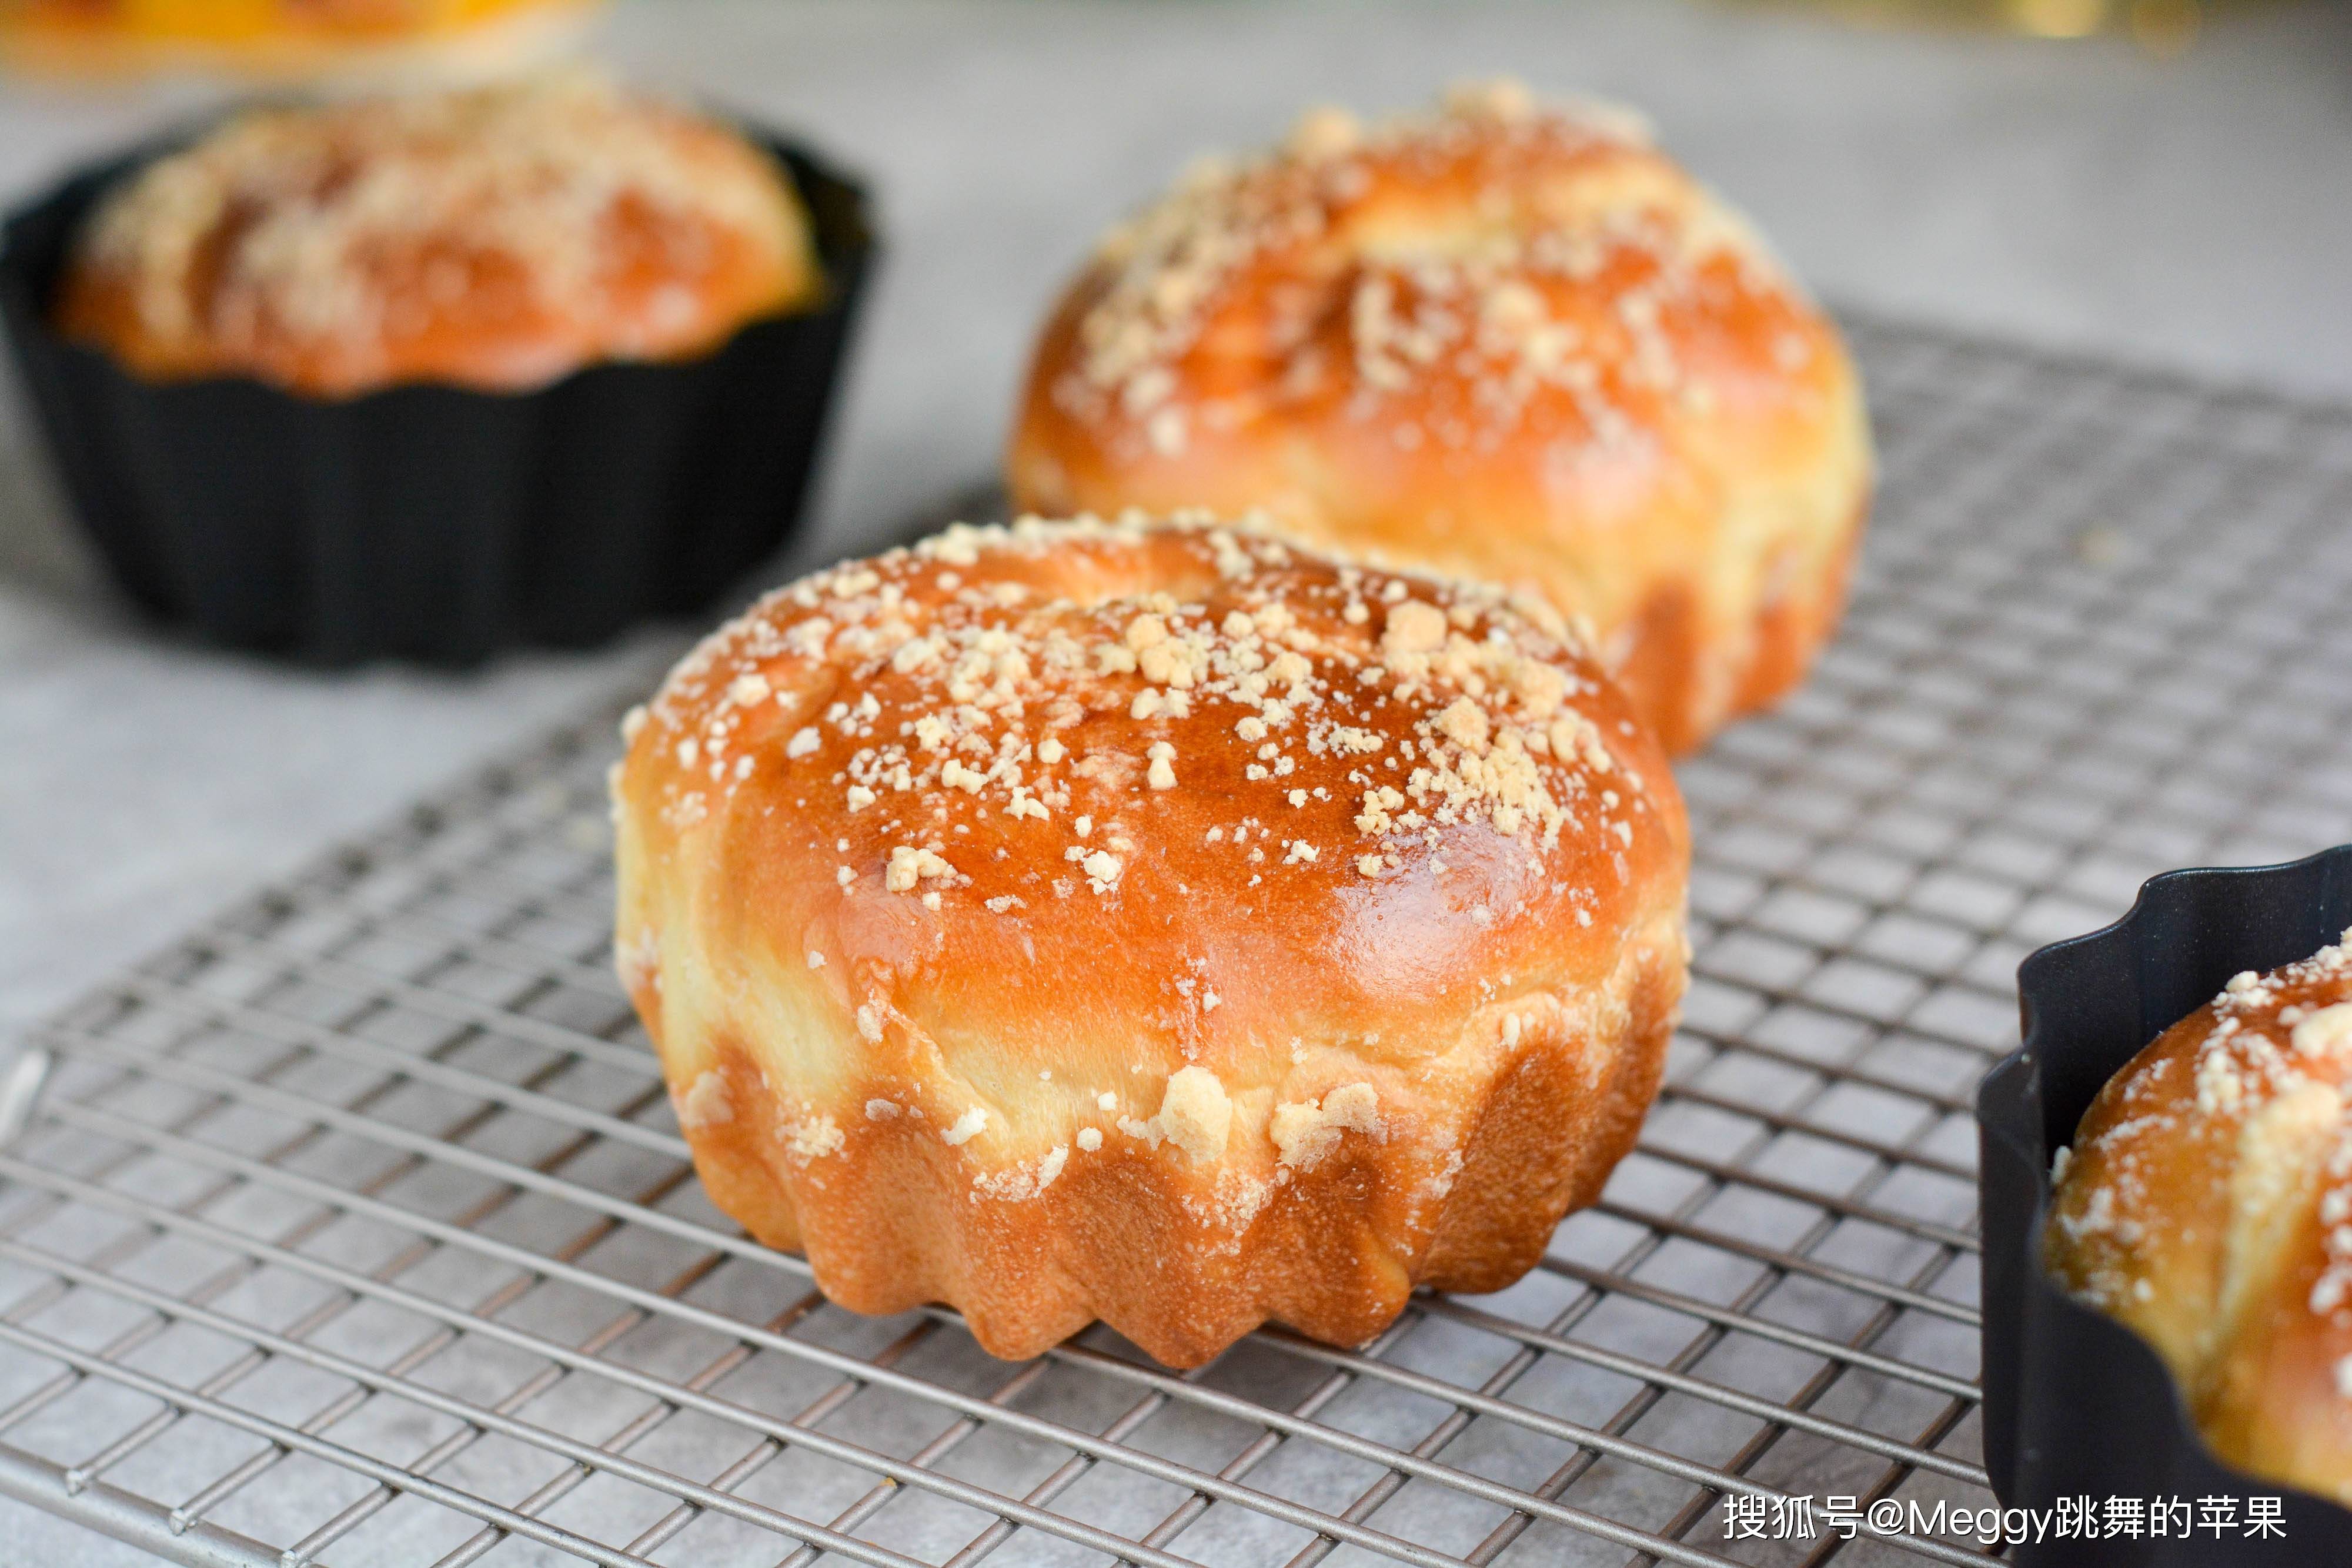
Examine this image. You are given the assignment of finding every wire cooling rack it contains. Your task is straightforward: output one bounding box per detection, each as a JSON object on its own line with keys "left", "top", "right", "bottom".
{"left": 6, "top": 316, "right": 2352, "bottom": 1568}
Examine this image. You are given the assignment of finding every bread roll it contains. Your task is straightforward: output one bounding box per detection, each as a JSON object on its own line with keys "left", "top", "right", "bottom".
{"left": 1007, "top": 81, "right": 1870, "bottom": 754}
{"left": 2047, "top": 931, "right": 2352, "bottom": 1502}
{"left": 54, "top": 75, "right": 818, "bottom": 397}
{"left": 612, "top": 514, "right": 1689, "bottom": 1366}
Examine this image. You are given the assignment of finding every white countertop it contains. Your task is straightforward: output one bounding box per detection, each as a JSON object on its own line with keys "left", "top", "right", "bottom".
{"left": 2, "top": 1, "right": 2350, "bottom": 1558}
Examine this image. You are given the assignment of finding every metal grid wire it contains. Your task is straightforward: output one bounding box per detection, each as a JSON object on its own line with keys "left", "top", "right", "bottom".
{"left": 6, "top": 314, "right": 2352, "bottom": 1568}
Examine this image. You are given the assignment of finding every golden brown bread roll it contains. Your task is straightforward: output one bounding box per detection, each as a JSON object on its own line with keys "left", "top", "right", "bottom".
{"left": 2046, "top": 931, "right": 2352, "bottom": 1502}
{"left": 612, "top": 514, "right": 1689, "bottom": 1366}
{"left": 54, "top": 74, "right": 819, "bottom": 397}
{"left": 1006, "top": 81, "right": 1872, "bottom": 754}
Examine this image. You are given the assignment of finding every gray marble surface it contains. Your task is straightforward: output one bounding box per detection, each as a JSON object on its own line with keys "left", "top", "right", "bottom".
{"left": 2, "top": 1, "right": 2350, "bottom": 1559}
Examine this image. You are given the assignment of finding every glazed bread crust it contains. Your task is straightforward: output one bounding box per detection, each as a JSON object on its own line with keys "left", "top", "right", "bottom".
{"left": 2047, "top": 932, "right": 2352, "bottom": 1502}
{"left": 1006, "top": 81, "right": 1871, "bottom": 754}
{"left": 55, "top": 75, "right": 818, "bottom": 397}
{"left": 613, "top": 516, "right": 1689, "bottom": 1366}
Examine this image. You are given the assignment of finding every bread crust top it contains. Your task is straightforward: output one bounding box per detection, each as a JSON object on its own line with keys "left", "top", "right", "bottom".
{"left": 56, "top": 75, "right": 817, "bottom": 396}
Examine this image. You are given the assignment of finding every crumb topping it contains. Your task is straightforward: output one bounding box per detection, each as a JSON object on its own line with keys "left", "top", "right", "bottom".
{"left": 788, "top": 1113, "right": 845, "bottom": 1161}
{"left": 1050, "top": 78, "right": 1797, "bottom": 463}
{"left": 632, "top": 511, "right": 1658, "bottom": 914}
{"left": 614, "top": 924, "right": 660, "bottom": 995}
{"left": 625, "top": 513, "right": 1679, "bottom": 1208}
{"left": 942, "top": 1105, "right": 989, "bottom": 1146}
{"left": 2053, "top": 928, "right": 2352, "bottom": 1349}
{"left": 1269, "top": 1082, "right": 1385, "bottom": 1172}
{"left": 672, "top": 1069, "right": 731, "bottom": 1131}
{"left": 69, "top": 72, "right": 811, "bottom": 392}
{"left": 1155, "top": 1065, "right": 1234, "bottom": 1162}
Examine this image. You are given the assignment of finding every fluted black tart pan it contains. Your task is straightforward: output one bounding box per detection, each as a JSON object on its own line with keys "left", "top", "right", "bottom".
{"left": 1980, "top": 844, "right": 2352, "bottom": 1564}
{"left": 0, "top": 121, "right": 873, "bottom": 666}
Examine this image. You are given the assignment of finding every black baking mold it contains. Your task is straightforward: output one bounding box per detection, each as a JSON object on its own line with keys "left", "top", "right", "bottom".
{"left": 1980, "top": 844, "right": 2352, "bottom": 1563}
{"left": 0, "top": 121, "right": 873, "bottom": 666}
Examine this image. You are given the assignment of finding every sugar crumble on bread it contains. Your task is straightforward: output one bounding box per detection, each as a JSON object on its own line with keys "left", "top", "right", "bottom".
{"left": 612, "top": 513, "right": 1690, "bottom": 1365}
{"left": 61, "top": 72, "right": 817, "bottom": 396}
{"left": 671, "top": 1069, "right": 732, "bottom": 1131}
{"left": 1050, "top": 78, "right": 1791, "bottom": 466}
{"left": 622, "top": 512, "right": 1666, "bottom": 1189}
{"left": 1008, "top": 79, "right": 1871, "bottom": 760}
{"left": 633, "top": 512, "right": 1652, "bottom": 925}
{"left": 1269, "top": 1082, "right": 1385, "bottom": 1173}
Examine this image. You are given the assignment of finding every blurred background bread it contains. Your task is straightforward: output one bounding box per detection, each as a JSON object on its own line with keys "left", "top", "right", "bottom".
{"left": 52, "top": 72, "right": 820, "bottom": 396}
{"left": 2046, "top": 931, "right": 2352, "bottom": 1504}
{"left": 0, "top": 0, "right": 594, "bottom": 83}
{"left": 612, "top": 514, "right": 1689, "bottom": 1365}
{"left": 1007, "top": 80, "right": 1871, "bottom": 754}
